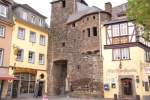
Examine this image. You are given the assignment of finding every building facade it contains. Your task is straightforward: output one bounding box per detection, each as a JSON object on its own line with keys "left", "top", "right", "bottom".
{"left": 8, "top": 2, "right": 49, "bottom": 98}
{"left": 0, "top": 0, "right": 17, "bottom": 99}
{"left": 48, "top": 0, "right": 111, "bottom": 98}
{"left": 102, "top": 3, "right": 150, "bottom": 100}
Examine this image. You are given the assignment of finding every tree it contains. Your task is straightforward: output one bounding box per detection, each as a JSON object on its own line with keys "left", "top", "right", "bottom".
{"left": 126, "top": 0, "right": 150, "bottom": 41}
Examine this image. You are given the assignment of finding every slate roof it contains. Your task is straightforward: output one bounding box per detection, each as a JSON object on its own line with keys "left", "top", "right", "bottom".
{"left": 12, "top": 2, "right": 47, "bottom": 18}
{"left": 51, "top": 0, "right": 88, "bottom": 5}
{"left": 66, "top": 2, "right": 111, "bottom": 24}
{"left": 102, "top": 2, "right": 128, "bottom": 25}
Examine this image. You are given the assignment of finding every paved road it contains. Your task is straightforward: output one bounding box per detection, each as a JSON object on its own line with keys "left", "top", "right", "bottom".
{"left": 11, "top": 96, "right": 101, "bottom": 100}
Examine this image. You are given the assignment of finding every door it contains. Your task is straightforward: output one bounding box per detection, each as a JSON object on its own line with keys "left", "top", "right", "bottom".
{"left": 0, "top": 80, "right": 3, "bottom": 98}
{"left": 38, "top": 81, "right": 44, "bottom": 96}
{"left": 121, "top": 79, "right": 133, "bottom": 98}
{"left": 11, "top": 81, "right": 19, "bottom": 98}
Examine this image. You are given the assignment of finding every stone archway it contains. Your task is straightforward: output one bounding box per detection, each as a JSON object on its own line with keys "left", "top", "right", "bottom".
{"left": 53, "top": 60, "right": 67, "bottom": 95}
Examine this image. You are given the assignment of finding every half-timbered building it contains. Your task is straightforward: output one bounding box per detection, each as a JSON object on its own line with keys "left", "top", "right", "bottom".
{"left": 102, "top": 3, "right": 150, "bottom": 100}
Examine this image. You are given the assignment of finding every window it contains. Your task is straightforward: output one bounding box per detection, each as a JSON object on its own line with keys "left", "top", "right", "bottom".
{"left": 16, "top": 49, "right": 23, "bottom": 61}
{"left": 29, "top": 31, "right": 36, "bottom": 42}
{"left": 40, "top": 35, "right": 45, "bottom": 45}
{"left": 113, "top": 48, "right": 129, "bottom": 60}
{"left": 144, "top": 50, "right": 150, "bottom": 62}
{"left": 93, "top": 16, "right": 95, "bottom": 19}
{"left": 39, "top": 19, "right": 43, "bottom": 26}
{"left": 93, "top": 27, "right": 97, "bottom": 36}
{"left": 113, "top": 25, "right": 119, "bottom": 37}
{"left": 0, "top": 25, "right": 5, "bottom": 37}
{"left": 61, "top": 42, "right": 65, "bottom": 47}
{"left": 72, "top": 23, "right": 75, "bottom": 27}
{"left": 18, "top": 27, "right": 25, "bottom": 39}
{"left": 28, "top": 51, "right": 34, "bottom": 63}
{"left": 62, "top": 0, "right": 66, "bottom": 8}
{"left": 120, "top": 23, "right": 127, "bottom": 36}
{"left": 0, "top": 49, "right": 3, "bottom": 66}
{"left": 22, "top": 11, "right": 28, "bottom": 20}
{"left": 39, "top": 54, "right": 44, "bottom": 64}
{"left": 87, "top": 28, "right": 90, "bottom": 37}
{"left": 0, "top": 5, "right": 7, "bottom": 17}
{"left": 19, "top": 73, "right": 35, "bottom": 94}
{"left": 31, "top": 15, "right": 36, "bottom": 24}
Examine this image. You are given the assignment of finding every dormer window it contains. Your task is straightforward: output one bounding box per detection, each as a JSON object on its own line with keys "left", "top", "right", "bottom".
{"left": 118, "top": 14, "right": 126, "bottom": 18}
{"left": 39, "top": 19, "right": 43, "bottom": 26}
{"left": 22, "top": 11, "right": 28, "bottom": 20}
{"left": 31, "top": 15, "right": 36, "bottom": 24}
{"left": 0, "top": 5, "right": 7, "bottom": 17}
{"left": 62, "top": 0, "right": 66, "bottom": 8}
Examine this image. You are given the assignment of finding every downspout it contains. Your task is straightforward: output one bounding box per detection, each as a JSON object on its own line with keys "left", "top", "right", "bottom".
{"left": 99, "top": 10, "right": 102, "bottom": 58}
{"left": 74, "top": 0, "right": 76, "bottom": 13}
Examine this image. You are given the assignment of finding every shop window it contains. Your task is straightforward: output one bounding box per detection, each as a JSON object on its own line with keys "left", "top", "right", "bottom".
{"left": 113, "top": 48, "right": 129, "bottom": 60}
{"left": 87, "top": 28, "right": 90, "bottom": 37}
{"left": 93, "top": 27, "right": 97, "bottom": 36}
{"left": 20, "top": 81, "right": 29, "bottom": 93}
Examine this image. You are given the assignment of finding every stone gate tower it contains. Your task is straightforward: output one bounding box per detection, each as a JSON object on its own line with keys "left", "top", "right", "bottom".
{"left": 48, "top": 0, "right": 112, "bottom": 98}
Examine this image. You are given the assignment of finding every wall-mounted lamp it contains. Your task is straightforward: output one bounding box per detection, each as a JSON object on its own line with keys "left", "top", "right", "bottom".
{"left": 119, "top": 60, "right": 122, "bottom": 69}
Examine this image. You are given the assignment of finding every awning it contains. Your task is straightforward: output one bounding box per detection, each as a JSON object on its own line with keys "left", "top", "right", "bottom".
{"left": 0, "top": 74, "right": 18, "bottom": 80}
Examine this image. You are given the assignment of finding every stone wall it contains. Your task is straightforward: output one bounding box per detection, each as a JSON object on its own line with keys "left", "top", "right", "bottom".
{"left": 48, "top": 0, "right": 111, "bottom": 98}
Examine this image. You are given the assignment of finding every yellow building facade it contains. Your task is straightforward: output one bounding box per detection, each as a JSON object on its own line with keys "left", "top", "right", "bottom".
{"left": 102, "top": 21, "right": 150, "bottom": 100}
{"left": 8, "top": 2, "right": 49, "bottom": 98}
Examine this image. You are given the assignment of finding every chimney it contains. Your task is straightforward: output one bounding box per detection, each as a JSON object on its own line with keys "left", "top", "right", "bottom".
{"left": 105, "top": 2, "right": 112, "bottom": 14}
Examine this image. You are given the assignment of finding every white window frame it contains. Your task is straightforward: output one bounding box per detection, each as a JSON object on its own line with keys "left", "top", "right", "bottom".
{"left": 121, "top": 48, "right": 129, "bottom": 59}
{"left": 113, "top": 25, "right": 119, "bottom": 37}
{"left": 39, "top": 54, "right": 44, "bottom": 64}
{"left": 18, "top": 27, "right": 25, "bottom": 39}
{"left": 16, "top": 49, "right": 23, "bottom": 61}
{"left": 144, "top": 50, "right": 150, "bottom": 62}
{"left": 113, "top": 48, "right": 129, "bottom": 60}
{"left": 39, "top": 19, "right": 43, "bottom": 26}
{"left": 22, "top": 10, "right": 28, "bottom": 20}
{"left": 29, "top": 31, "right": 36, "bottom": 42}
{"left": 0, "top": 5, "right": 7, "bottom": 17}
{"left": 31, "top": 15, "right": 36, "bottom": 24}
{"left": 120, "top": 23, "right": 127, "bottom": 36}
{"left": 28, "top": 51, "right": 35, "bottom": 63}
{"left": 113, "top": 49, "right": 120, "bottom": 60}
{"left": 39, "top": 35, "right": 45, "bottom": 45}
{"left": 0, "top": 25, "right": 5, "bottom": 37}
{"left": 0, "top": 49, "right": 3, "bottom": 66}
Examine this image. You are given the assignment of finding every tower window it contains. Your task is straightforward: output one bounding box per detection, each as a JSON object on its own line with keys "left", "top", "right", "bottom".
{"left": 93, "top": 27, "right": 97, "bottom": 36}
{"left": 62, "top": 42, "right": 65, "bottom": 47}
{"left": 72, "top": 23, "right": 75, "bottom": 27}
{"left": 62, "top": 0, "right": 66, "bottom": 8}
{"left": 93, "top": 16, "right": 95, "bottom": 19}
{"left": 87, "top": 28, "right": 90, "bottom": 37}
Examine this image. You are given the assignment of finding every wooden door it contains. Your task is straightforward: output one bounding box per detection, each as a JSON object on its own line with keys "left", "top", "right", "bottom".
{"left": 121, "top": 79, "right": 133, "bottom": 98}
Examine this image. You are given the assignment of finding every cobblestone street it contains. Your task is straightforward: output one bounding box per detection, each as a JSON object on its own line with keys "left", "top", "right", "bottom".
{"left": 11, "top": 96, "right": 100, "bottom": 100}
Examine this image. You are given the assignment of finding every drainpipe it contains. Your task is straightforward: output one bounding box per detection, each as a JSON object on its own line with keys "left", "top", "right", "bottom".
{"left": 74, "top": 0, "right": 76, "bottom": 13}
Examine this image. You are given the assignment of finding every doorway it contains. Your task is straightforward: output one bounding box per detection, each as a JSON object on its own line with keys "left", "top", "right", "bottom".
{"left": 0, "top": 80, "right": 3, "bottom": 98}
{"left": 53, "top": 60, "right": 67, "bottom": 95}
{"left": 38, "top": 81, "right": 44, "bottom": 96}
{"left": 121, "top": 79, "right": 133, "bottom": 98}
{"left": 11, "top": 81, "right": 19, "bottom": 98}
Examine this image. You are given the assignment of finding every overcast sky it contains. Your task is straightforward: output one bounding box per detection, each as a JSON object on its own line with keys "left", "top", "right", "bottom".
{"left": 14, "top": 0, "right": 127, "bottom": 25}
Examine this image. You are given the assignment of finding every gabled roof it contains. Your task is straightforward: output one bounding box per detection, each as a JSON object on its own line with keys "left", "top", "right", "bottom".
{"left": 12, "top": 2, "right": 47, "bottom": 19}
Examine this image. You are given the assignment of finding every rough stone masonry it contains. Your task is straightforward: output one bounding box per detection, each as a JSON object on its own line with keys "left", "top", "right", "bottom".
{"left": 47, "top": 0, "right": 112, "bottom": 99}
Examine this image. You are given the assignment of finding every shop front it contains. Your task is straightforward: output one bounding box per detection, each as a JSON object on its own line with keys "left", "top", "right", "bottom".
{"left": 10, "top": 67, "right": 47, "bottom": 98}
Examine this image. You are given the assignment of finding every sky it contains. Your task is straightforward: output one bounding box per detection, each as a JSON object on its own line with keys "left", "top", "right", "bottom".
{"left": 14, "top": 0, "right": 127, "bottom": 25}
